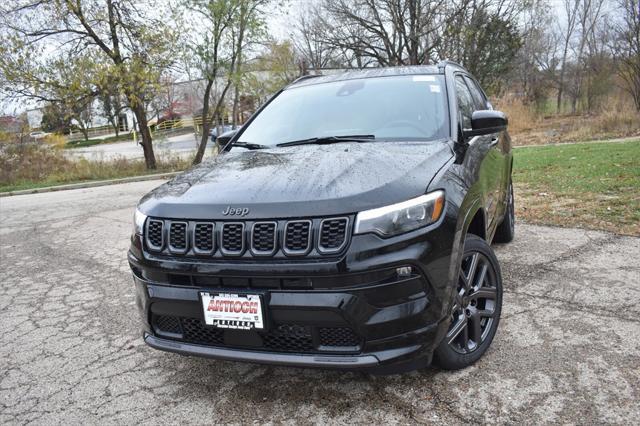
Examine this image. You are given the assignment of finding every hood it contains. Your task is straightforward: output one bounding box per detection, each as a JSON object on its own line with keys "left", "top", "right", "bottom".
{"left": 139, "top": 141, "right": 454, "bottom": 219}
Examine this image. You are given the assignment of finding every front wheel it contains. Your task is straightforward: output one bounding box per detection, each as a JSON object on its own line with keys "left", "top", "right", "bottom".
{"left": 434, "top": 234, "right": 503, "bottom": 370}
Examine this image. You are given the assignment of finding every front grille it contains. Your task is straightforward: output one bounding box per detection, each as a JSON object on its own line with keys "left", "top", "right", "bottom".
{"left": 169, "top": 222, "right": 188, "bottom": 253}
{"left": 144, "top": 216, "right": 351, "bottom": 258}
{"left": 319, "top": 218, "right": 348, "bottom": 252}
{"left": 153, "top": 315, "right": 182, "bottom": 334}
{"left": 319, "top": 327, "right": 360, "bottom": 347}
{"left": 251, "top": 222, "right": 276, "bottom": 254}
{"left": 159, "top": 316, "right": 361, "bottom": 353}
{"left": 194, "top": 223, "right": 214, "bottom": 254}
{"left": 221, "top": 223, "right": 244, "bottom": 255}
{"left": 263, "top": 325, "right": 314, "bottom": 352}
{"left": 284, "top": 220, "right": 311, "bottom": 254}
{"left": 146, "top": 219, "right": 164, "bottom": 250}
{"left": 181, "top": 317, "right": 224, "bottom": 345}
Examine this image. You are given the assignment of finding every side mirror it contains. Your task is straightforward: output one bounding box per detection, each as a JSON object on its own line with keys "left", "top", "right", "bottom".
{"left": 464, "top": 110, "right": 508, "bottom": 138}
{"left": 215, "top": 129, "right": 238, "bottom": 152}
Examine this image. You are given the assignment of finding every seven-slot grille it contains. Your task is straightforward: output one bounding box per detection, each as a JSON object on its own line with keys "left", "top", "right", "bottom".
{"left": 284, "top": 220, "right": 311, "bottom": 254}
{"left": 319, "top": 218, "right": 348, "bottom": 253}
{"left": 144, "top": 217, "right": 350, "bottom": 258}
{"left": 168, "top": 222, "right": 188, "bottom": 253}
{"left": 221, "top": 223, "right": 245, "bottom": 255}
{"left": 251, "top": 222, "right": 277, "bottom": 254}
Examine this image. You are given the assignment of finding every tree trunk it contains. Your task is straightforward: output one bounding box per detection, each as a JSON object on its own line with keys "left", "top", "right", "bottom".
{"left": 131, "top": 103, "right": 156, "bottom": 169}
{"left": 192, "top": 79, "right": 215, "bottom": 166}
{"left": 232, "top": 84, "right": 239, "bottom": 128}
{"left": 556, "top": 85, "right": 564, "bottom": 114}
{"left": 108, "top": 119, "right": 119, "bottom": 138}
{"left": 193, "top": 79, "right": 233, "bottom": 165}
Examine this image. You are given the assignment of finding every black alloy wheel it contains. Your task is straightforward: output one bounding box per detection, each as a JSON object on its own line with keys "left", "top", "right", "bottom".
{"left": 434, "top": 234, "right": 503, "bottom": 370}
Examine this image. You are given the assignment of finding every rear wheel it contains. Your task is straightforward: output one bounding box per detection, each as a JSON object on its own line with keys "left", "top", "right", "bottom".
{"left": 434, "top": 234, "right": 503, "bottom": 370}
{"left": 493, "top": 181, "right": 515, "bottom": 243}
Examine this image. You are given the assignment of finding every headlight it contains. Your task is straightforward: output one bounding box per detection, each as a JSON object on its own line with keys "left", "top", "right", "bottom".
{"left": 354, "top": 190, "right": 445, "bottom": 237}
{"left": 133, "top": 209, "right": 147, "bottom": 235}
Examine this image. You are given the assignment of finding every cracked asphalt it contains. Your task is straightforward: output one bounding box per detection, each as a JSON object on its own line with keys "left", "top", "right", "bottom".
{"left": 1, "top": 180, "right": 639, "bottom": 424}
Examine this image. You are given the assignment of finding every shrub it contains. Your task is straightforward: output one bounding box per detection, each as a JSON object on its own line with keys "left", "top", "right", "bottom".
{"left": 493, "top": 95, "right": 542, "bottom": 134}
{"left": 0, "top": 143, "right": 73, "bottom": 185}
{"left": 0, "top": 143, "right": 190, "bottom": 191}
{"left": 43, "top": 133, "right": 67, "bottom": 149}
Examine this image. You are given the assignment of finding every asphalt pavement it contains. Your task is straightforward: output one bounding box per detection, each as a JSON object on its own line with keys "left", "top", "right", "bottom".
{"left": 1, "top": 180, "right": 638, "bottom": 424}
{"left": 64, "top": 132, "right": 205, "bottom": 161}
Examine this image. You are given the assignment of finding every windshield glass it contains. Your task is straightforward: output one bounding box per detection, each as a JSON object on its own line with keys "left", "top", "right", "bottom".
{"left": 237, "top": 75, "right": 449, "bottom": 146}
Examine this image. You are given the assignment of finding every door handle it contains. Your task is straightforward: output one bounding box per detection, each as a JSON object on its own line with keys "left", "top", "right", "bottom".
{"left": 489, "top": 137, "right": 499, "bottom": 147}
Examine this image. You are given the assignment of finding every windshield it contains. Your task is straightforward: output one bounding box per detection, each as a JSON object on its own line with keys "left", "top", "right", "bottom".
{"left": 237, "top": 75, "right": 449, "bottom": 147}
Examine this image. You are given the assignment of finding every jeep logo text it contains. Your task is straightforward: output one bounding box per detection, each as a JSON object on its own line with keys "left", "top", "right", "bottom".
{"left": 222, "top": 206, "right": 250, "bottom": 217}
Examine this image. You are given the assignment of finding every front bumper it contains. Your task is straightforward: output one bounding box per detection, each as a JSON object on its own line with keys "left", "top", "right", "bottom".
{"left": 129, "top": 216, "right": 457, "bottom": 373}
{"left": 144, "top": 333, "right": 432, "bottom": 372}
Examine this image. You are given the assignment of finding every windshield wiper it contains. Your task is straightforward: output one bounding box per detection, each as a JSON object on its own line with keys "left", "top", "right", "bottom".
{"left": 232, "top": 141, "right": 270, "bottom": 150}
{"left": 276, "top": 134, "right": 376, "bottom": 147}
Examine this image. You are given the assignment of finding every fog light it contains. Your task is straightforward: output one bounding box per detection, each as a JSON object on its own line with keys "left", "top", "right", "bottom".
{"left": 396, "top": 266, "right": 412, "bottom": 278}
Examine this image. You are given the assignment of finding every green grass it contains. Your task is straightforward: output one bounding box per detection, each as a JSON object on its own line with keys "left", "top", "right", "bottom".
{"left": 513, "top": 139, "right": 640, "bottom": 235}
{"left": 0, "top": 169, "right": 178, "bottom": 193}
{"left": 65, "top": 133, "right": 135, "bottom": 148}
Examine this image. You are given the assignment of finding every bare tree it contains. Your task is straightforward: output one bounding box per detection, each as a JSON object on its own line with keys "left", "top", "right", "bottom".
{"left": 291, "top": 4, "right": 338, "bottom": 70}
{"left": 513, "top": 0, "right": 559, "bottom": 108}
{"left": 565, "top": 0, "right": 607, "bottom": 113}
{"left": 556, "top": 0, "right": 581, "bottom": 113}
{"left": 317, "top": 0, "right": 470, "bottom": 66}
{"left": 612, "top": 0, "right": 640, "bottom": 111}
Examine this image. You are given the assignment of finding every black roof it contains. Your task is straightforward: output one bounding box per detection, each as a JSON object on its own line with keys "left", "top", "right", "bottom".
{"left": 287, "top": 65, "right": 439, "bottom": 89}
{"left": 287, "top": 62, "right": 466, "bottom": 89}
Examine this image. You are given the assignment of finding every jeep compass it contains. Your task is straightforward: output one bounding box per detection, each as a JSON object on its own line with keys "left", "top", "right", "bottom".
{"left": 129, "top": 61, "right": 515, "bottom": 373}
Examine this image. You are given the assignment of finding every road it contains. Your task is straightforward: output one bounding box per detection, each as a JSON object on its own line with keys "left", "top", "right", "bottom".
{"left": 1, "top": 181, "right": 639, "bottom": 424}
{"left": 65, "top": 132, "right": 206, "bottom": 161}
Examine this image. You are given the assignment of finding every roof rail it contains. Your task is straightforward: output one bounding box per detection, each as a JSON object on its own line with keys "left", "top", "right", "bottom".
{"left": 437, "top": 60, "right": 465, "bottom": 71}
{"left": 290, "top": 74, "right": 322, "bottom": 85}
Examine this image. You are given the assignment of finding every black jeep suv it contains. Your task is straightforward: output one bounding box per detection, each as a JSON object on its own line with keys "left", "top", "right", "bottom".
{"left": 129, "top": 61, "right": 514, "bottom": 373}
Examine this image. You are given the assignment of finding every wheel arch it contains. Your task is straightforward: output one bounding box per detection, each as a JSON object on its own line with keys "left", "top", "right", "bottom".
{"left": 466, "top": 208, "right": 487, "bottom": 240}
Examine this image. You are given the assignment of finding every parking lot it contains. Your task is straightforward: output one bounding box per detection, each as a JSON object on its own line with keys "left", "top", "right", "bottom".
{"left": 1, "top": 180, "right": 638, "bottom": 424}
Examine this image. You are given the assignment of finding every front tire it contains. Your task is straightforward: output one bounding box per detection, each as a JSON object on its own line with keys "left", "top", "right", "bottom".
{"left": 434, "top": 234, "right": 503, "bottom": 370}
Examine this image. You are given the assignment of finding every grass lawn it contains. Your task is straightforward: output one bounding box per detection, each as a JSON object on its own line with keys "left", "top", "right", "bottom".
{"left": 513, "top": 139, "right": 640, "bottom": 236}
{"left": 65, "top": 133, "right": 135, "bottom": 148}
{"left": 0, "top": 165, "right": 184, "bottom": 193}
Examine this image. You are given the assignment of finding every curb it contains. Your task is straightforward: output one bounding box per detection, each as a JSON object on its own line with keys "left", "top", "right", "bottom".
{"left": 0, "top": 172, "right": 180, "bottom": 198}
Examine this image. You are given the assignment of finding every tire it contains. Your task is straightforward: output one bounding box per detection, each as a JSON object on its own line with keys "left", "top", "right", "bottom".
{"left": 434, "top": 234, "right": 503, "bottom": 370}
{"left": 493, "top": 181, "right": 515, "bottom": 243}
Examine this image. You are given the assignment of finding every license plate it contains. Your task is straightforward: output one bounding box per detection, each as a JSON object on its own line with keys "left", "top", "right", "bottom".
{"left": 200, "top": 292, "right": 264, "bottom": 330}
